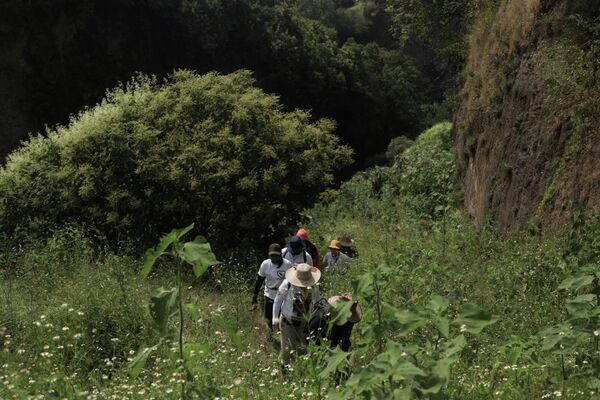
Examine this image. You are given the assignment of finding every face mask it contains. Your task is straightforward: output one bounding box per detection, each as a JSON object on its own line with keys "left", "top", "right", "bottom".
{"left": 270, "top": 255, "right": 282, "bottom": 264}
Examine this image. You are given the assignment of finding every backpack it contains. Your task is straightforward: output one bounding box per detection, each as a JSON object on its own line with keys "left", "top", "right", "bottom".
{"left": 288, "top": 282, "right": 312, "bottom": 318}
{"left": 283, "top": 249, "right": 307, "bottom": 263}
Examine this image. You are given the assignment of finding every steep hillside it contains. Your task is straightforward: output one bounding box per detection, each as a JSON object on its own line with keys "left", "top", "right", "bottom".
{"left": 454, "top": 0, "right": 600, "bottom": 229}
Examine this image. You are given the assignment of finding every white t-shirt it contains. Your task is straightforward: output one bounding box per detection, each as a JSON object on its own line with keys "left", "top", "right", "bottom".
{"left": 272, "top": 279, "right": 320, "bottom": 325}
{"left": 257, "top": 258, "right": 293, "bottom": 299}
{"left": 281, "top": 247, "right": 313, "bottom": 266}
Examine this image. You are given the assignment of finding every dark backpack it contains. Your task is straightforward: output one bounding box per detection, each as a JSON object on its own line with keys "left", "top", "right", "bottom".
{"left": 283, "top": 249, "right": 307, "bottom": 263}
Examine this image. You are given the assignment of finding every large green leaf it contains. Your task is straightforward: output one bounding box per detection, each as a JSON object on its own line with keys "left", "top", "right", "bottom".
{"left": 558, "top": 274, "right": 594, "bottom": 292}
{"left": 352, "top": 273, "right": 374, "bottom": 298}
{"left": 540, "top": 324, "right": 573, "bottom": 351}
{"left": 498, "top": 335, "right": 538, "bottom": 365}
{"left": 178, "top": 235, "right": 219, "bottom": 278}
{"left": 140, "top": 223, "right": 194, "bottom": 279}
{"left": 454, "top": 303, "right": 499, "bottom": 334}
{"left": 149, "top": 287, "right": 179, "bottom": 337}
{"left": 434, "top": 316, "right": 449, "bottom": 338}
{"left": 418, "top": 358, "right": 453, "bottom": 394}
{"left": 391, "top": 388, "right": 412, "bottom": 400}
{"left": 329, "top": 298, "right": 354, "bottom": 326}
{"left": 320, "top": 347, "right": 350, "bottom": 378}
{"left": 128, "top": 344, "right": 158, "bottom": 379}
{"left": 346, "top": 365, "right": 386, "bottom": 394}
{"left": 370, "top": 348, "right": 399, "bottom": 374}
{"left": 442, "top": 334, "right": 466, "bottom": 359}
{"left": 391, "top": 360, "right": 427, "bottom": 381}
{"left": 384, "top": 305, "right": 428, "bottom": 336}
{"left": 566, "top": 294, "right": 596, "bottom": 316}
{"left": 427, "top": 295, "right": 449, "bottom": 314}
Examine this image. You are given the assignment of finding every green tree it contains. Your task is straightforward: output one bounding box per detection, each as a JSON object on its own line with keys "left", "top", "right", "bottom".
{"left": 0, "top": 70, "right": 352, "bottom": 254}
{"left": 386, "top": 0, "right": 487, "bottom": 118}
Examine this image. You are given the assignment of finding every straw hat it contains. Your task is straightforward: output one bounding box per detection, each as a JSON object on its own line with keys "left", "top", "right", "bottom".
{"left": 328, "top": 239, "right": 341, "bottom": 251}
{"left": 328, "top": 293, "right": 363, "bottom": 324}
{"left": 285, "top": 263, "right": 321, "bottom": 288}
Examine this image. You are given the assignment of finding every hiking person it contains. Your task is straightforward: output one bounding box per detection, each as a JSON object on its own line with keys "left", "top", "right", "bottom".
{"left": 282, "top": 235, "right": 313, "bottom": 266}
{"left": 338, "top": 235, "right": 358, "bottom": 258}
{"left": 296, "top": 228, "right": 321, "bottom": 269}
{"left": 322, "top": 239, "right": 352, "bottom": 273}
{"left": 327, "top": 294, "right": 362, "bottom": 351}
{"left": 252, "top": 244, "right": 293, "bottom": 337}
{"left": 272, "top": 263, "right": 321, "bottom": 366}
{"left": 308, "top": 293, "right": 362, "bottom": 352}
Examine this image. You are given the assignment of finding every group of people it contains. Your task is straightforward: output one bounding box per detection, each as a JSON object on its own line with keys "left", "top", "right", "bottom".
{"left": 251, "top": 228, "right": 360, "bottom": 367}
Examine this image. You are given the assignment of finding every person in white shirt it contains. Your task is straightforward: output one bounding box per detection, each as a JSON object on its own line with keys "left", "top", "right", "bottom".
{"left": 281, "top": 235, "right": 313, "bottom": 266}
{"left": 322, "top": 239, "right": 352, "bottom": 273}
{"left": 252, "top": 244, "right": 293, "bottom": 337}
{"left": 272, "top": 263, "right": 321, "bottom": 366}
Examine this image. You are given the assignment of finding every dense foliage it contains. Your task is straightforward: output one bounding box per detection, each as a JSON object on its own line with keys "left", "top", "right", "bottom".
{"left": 1, "top": 1, "right": 599, "bottom": 398}
{"left": 305, "top": 143, "right": 600, "bottom": 398}
{"left": 386, "top": 0, "right": 492, "bottom": 119}
{"left": 0, "top": 70, "right": 352, "bottom": 252}
{"left": 397, "top": 121, "right": 455, "bottom": 215}
{"left": 319, "top": 122, "right": 455, "bottom": 220}
{"left": 0, "top": 0, "right": 443, "bottom": 168}
{"left": 2, "top": 140, "right": 599, "bottom": 397}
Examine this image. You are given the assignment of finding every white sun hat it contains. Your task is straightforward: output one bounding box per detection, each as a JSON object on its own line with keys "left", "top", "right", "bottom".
{"left": 285, "top": 263, "right": 321, "bottom": 288}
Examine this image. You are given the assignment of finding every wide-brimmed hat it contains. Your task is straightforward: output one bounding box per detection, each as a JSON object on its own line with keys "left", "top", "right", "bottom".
{"left": 285, "top": 263, "right": 321, "bottom": 288}
{"left": 328, "top": 240, "right": 341, "bottom": 250}
{"left": 338, "top": 235, "right": 353, "bottom": 247}
{"left": 268, "top": 243, "right": 282, "bottom": 256}
{"left": 328, "top": 293, "right": 362, "bottom": 324}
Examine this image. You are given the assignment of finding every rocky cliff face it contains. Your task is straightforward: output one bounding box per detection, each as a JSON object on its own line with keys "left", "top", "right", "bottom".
{"left": 454, "top": 0, "right": 600, "bottom": 229}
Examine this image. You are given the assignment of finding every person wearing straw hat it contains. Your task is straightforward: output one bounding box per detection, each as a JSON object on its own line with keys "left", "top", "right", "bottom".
{"left": 252, "top": 243, "right": 293, "bottom": 338}
{"left": 338, "top": 235, "right": 358, "bottom": 258}
{"left": 307, "top": 293, "right": 362, "bottom": 352}
{"left": 327, "top": 293, "right": 362, "bottom": 352}
{"left": 272, "top": 263, "right": 321, "bottom": 366}
{"left": 322, "top": 239, "right": 352, "bottom": 273}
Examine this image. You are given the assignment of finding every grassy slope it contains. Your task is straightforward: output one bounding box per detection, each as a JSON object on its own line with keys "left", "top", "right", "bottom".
{"left": 0, "top": 120, "right": 597, "bottom": 398}
{"left": 2, "top": 190, "right": 594, "bottom": 399}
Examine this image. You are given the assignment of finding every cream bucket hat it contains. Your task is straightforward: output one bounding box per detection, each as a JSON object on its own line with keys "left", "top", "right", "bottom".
{"left": 285, "top": 263, "right": 321, "bottom": 288}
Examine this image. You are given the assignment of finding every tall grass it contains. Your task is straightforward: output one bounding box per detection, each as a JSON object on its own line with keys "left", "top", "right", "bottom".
{"left": 2, "top": 121, "right": 599, "bottom": 398}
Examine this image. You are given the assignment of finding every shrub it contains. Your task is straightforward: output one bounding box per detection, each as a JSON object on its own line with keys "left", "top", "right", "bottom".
{"left": 385, "top": 135, "right": 413, "bottom": 164}
{"left": 0, "top": 70, "right": 352, "bottom": 254}
{"left": 397, "top": 121, "right": 455, "bottom": 216}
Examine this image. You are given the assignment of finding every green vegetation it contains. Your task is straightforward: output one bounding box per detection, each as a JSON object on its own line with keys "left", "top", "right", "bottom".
{"left": 132, "top": 223, "right": 219, "bottom": 398}
{"left": 0, "top": 70, "right": 352, "bottom": 253}
{"left": 305, "top": 130, "right": 600, "bottom": 398}
{"left": 397, "top": 122, "right": 455, "bottom": 216}
{"left": 0, "top": 0, "right": 454, "bottom": 168}
{"left": 1, "top": 1, "right": 599, "bottom": 398}
{"left": 2, "top": 121, "right": 599, "bottom": 398}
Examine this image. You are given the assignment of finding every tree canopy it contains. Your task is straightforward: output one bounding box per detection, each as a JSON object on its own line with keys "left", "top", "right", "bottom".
{"left": 0, "top": 70, "right": 352, "bottom": 253}
{"left": 0, "top": 0, "right": 457, "bottom": 170}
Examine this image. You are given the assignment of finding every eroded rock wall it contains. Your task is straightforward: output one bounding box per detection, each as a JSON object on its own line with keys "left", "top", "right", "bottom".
{"left": 454, "top": 0, "right": 600, "bottom": 229}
